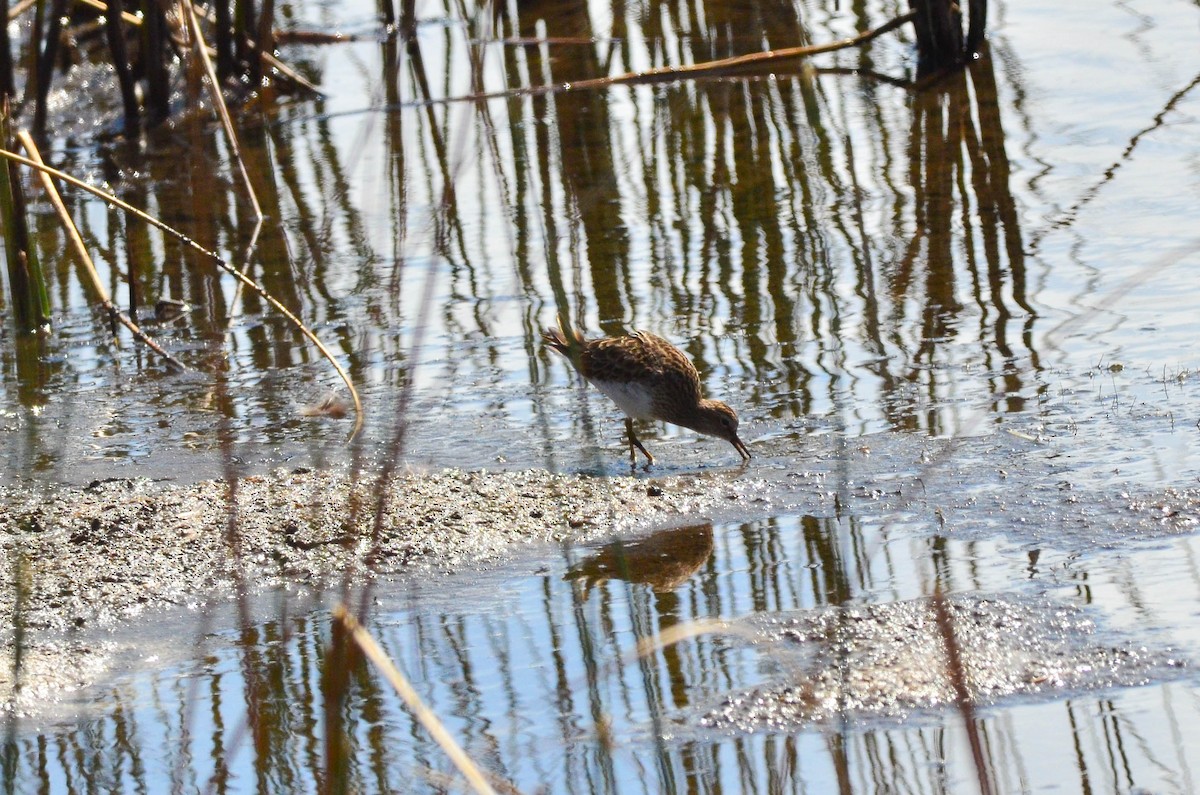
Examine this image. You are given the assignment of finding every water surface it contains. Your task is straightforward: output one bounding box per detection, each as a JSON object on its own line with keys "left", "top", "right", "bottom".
{"left": 3, "top": 0, "right": 1200, "bottom": 791}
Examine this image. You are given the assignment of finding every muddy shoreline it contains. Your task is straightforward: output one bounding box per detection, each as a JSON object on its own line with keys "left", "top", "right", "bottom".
{"left": 1, "top": 466, "right": 776, "bottom": 634}
{"left": 0, "top": 464, "right": 777, "bottom": 716}
{"left": 4, "top": 434, "right": 1200, "bottom": 720}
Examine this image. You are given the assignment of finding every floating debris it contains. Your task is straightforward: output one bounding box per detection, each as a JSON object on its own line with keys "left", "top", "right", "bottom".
{"left": 153, "top": 298, "right": 190, "bottom": 323}
{"left": 299, "top": 393, "right": 350, "bottom": 419}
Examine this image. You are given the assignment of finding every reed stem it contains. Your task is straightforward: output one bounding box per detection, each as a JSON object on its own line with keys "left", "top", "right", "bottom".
{"left": 0, "top": 101, "right": 50, "bottom": 331}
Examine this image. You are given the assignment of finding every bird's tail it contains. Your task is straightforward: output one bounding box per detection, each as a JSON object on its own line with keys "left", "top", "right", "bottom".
{"left": 542, "top": 319, "right": 586, "bottom": 358}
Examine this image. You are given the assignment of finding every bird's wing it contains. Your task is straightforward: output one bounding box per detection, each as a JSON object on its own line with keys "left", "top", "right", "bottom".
{"left": 590, "top": 331, "right": 702, "bottom": 398}
{"left": 579, "top": 334, "right": 656, "bottom": 383}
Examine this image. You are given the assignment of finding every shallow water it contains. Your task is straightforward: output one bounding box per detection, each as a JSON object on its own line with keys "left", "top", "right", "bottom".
{"left": 0, "top": 0, "right": 1195, "bottom": 487}
{"left": 3, "top": 0, "right": 1200, "bottom": 790}
{"left": 8, "top": 493, "right": 1200, "bottom": 792}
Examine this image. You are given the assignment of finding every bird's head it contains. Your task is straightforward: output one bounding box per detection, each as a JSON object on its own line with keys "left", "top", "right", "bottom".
{"left": 692, "top": 400, "right": 751, "bottom": 461}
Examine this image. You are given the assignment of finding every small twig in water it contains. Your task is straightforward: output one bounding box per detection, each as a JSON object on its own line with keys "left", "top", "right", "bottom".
{"left": 426, "top": 11, "right": 917, "bottom": 106}
{"left": 566, "top": 11, "right": 917, "bottom": 91}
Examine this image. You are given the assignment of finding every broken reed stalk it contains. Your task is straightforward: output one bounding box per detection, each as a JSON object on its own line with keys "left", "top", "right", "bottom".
{"left": 16, "top": 130, "right": 188, "bottom": 370}
{"left": 0, "top": 146, "right": 364, "bottom": 435}
{"left": 558, "top": 11, "right": 916, "bottom": 92}
{"left": 184, "top": 0, "right": 265, "bottom": 221}
{"left": 332, "top": 606, "right": 505, "bottom": 795}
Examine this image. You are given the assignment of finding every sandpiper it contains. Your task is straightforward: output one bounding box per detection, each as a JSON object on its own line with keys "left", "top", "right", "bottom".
{"left": 543, "top": 325, "right": 750, "bottom": 465}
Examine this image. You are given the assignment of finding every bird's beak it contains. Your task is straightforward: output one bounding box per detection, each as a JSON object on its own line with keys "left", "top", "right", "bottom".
{"left": 731, "top": 434, "right": 751, "bottom": 461}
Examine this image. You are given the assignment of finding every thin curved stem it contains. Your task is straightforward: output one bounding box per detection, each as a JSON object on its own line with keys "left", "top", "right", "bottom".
{"left": 0, "top": 146, "right": 365, "bottom": 438}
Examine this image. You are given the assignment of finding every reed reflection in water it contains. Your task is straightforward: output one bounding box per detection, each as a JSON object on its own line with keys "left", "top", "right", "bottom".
{"left": 3, "top": 0, "right": 1200, "bottom": 792}
{"left": 6, "top": 513, "right": 1200, "bottom": 792}
{"left": 0, "top": 0, "right": 1069, "bottom": 474}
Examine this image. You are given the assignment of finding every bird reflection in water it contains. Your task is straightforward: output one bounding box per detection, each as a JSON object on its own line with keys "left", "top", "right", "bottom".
{"left": 565, "top": 521, "right": 714, "bottom": 598}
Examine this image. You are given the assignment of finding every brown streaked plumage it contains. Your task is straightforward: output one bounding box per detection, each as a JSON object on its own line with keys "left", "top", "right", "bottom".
{"left": 543, "top": 325, "right": 750, "bottom": 465}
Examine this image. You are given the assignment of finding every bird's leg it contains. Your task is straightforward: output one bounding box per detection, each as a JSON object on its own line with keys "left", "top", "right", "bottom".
{"left": 625, "top": 418, "right": 655, "bottom": 467}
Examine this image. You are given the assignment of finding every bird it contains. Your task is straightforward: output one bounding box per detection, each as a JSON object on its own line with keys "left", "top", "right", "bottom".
{"left": 564, "top": 521, "right": 715, "bottom": 597}
{"left": 542, "top": 324, "right": 750, "bottom": 466}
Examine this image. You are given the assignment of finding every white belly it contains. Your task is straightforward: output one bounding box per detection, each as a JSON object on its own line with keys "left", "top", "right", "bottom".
{"left": 590, "top": 379, "right": 655, "bottom": 420}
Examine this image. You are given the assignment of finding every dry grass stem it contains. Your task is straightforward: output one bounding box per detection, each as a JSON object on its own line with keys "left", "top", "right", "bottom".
{"left": 16, "top": 130, "right": 188, "bottom": 370}
{"left": 5, "top": 0, "right": 35, "bottom": 21}
{"left": 0, "top": 146, "right": 364, "bottom": 435}
{"left": 333, "top": 605, "right": 509, "bottom": 795}
{"left": 258, "top": 49, "right": 322, "bottom": 95}
{"left": 591, "top": 10, "right": 917, "bottom": 88}
{"left": 632, "top": 619, "right": 744, "bottom": 660}
{"left": 444, "top": 10, "right": 918, "bottom": 106}
{"left": 74, "top": 0, "right": 141, "bottom": 27}
{"left": 183, "top": 0, "right": 264, "bottom": 221}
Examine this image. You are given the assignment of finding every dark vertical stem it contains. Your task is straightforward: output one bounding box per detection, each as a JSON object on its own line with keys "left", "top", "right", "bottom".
{"left": 104, "top": 0, "right": 141, "bottom": 134}
{"left": 252, "top": 0, "right": 276, "bottom": 87}
{"left": 0, "top": 0, "right": 15, "bottom": 98}
{"left": 125, "top": 176, "right": 151, "bottom": 319}
{"left": 126, "top": 219, "right": 139, "bottom": 317}
{"left": 2, "top": 552, "right": 29, "bottom": 789}
{"left": 378, "top": 0, "right": 395, "bottom": 31}
{"left": 933, "top": 590, "right": 996, "bottom": 795}
{"left": 144, "top": 0, "right": 171, "bottom": 125}
{"left": 0, "top": 100, "right": 51, "bottom": 331}
{"left": 215, "top": 0, "right": 234, "bottom": 80}
{"left": 32, "top": 0, "right": 67, "bottom": 133}
{"left": 966, "top": 0, "right": 988, "bottom": 56}
{"left": 236, "top": 0, "right": 258, "bottom": 76}
{"left": 909, "top": 0, "right": 964, "bottom": 76}
{"left": 320, "top": 620, "right": 356, "bottom": 795}
{"left": 969, "top": 45, "right": 1027, "bottom": 313}
{"left": 24, "top": 0, "right": 44, "bottom": 116}
{"left": 936, "top": 0, "right": 964, "bottom": 58}
{"left": 399, "top": 0, "right": 416, "bottom": 39}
